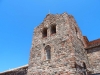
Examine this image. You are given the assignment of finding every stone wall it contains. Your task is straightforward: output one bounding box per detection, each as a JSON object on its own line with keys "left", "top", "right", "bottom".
{"left": 86, "top": 46, "right": 100, "bottom": 73}
{"left": 0, "top": 65, "right": 28, "bottom": 75}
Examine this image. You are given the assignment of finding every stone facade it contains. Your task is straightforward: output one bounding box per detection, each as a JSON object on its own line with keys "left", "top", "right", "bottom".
{"left": 0, "top": 13, "right": 100, "bottom": 75}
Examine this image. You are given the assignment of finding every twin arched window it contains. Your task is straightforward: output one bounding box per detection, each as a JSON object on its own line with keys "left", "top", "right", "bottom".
{"left": 42, "top": 24, "right": 56, "bottom": 38}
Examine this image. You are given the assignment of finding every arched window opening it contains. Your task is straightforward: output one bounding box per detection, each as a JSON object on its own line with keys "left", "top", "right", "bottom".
{"left": 45, "top": 45, "right": 51, "bottom": 60}
{"left": 42, "top": 28, "right": 47, "bottom": 38}
{"left": 51, "top": 24, "right": 56, "bottom": 34}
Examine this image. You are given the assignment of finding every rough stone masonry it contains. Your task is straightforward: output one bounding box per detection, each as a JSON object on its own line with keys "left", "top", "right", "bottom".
{"left": 0, "top": 13, "right": 100, "bottom": 75}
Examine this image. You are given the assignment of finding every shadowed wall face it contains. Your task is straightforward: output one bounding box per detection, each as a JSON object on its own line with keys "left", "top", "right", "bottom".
{"left": 87, "top": 46, "right": 100, "bottom": 73}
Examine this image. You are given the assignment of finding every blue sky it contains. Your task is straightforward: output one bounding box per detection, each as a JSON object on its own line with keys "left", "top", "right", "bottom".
{"left": 0, "top": 0, "right": 100, "bottom": 72}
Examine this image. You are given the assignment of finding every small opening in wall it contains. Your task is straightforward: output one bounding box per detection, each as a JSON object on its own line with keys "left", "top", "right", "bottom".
{"left": 83, "top": 62, "right": 86, "bottom": 69}
{"left": 83, "top": 62, "right": 87, "bottom": 75}
{"left": 51, "top": 24, "right": 56, "bottom": 34}
{"left": 75, "top": 26, "right": 78, "bottom": 35}
{"left": 45, "top": 45, "right": 51, "bottom": 60}
{"left": 42, "top": 27, "right": 47, "bottom": 38}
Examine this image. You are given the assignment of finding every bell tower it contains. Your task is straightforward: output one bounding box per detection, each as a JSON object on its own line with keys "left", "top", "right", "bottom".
{"left": 27, "top": 13, "right": 90, "bottom": 75}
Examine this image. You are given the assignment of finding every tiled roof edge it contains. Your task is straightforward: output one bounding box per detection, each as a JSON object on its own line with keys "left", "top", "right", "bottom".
{"left": 0, "top": 64, "right": 28, "bottom": 74}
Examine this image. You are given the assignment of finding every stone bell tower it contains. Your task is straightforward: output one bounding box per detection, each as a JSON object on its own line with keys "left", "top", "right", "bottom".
{"left": 27, "top": 13, "right": 90, "bottom": 75}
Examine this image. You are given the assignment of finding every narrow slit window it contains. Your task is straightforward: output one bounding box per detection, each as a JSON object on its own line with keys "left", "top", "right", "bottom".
{"left": 83, "top": 62, "right": 86, "bottom": 69}
{"left": 51, "top": 24, "right": 56, "bottom": 34}
{"left": 42, "top": 28, "right": 47, "bottom": 38}
{"left": 83, "top": 62, "right": 87, "bottom": 75}
{"left": 45, "top": 45, "right": 51, "bottom": 60}
{"left": 75, "top": 26, "right": 78, "bottom": 35}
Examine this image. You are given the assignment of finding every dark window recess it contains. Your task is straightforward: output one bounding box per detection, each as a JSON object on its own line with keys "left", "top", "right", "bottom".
{"left": 45, "top": 45, "right": 51, "bottom": 60}
{"left": 42, "top": 28, "right": 47, "bottom": 37}
{"left": 51, "top": 25, "right": 56, "bottom": 34}
{"left": 83, "top": 62, "right": 86, "bottom": 69}
{"left": 83, "top": 62, "right": 87, "bottom": 75}
{"left": 75, "top": 26, "right": 78, "bottom": 34}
